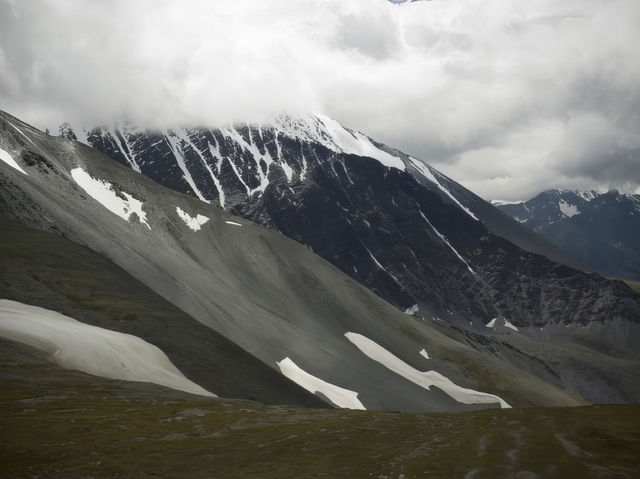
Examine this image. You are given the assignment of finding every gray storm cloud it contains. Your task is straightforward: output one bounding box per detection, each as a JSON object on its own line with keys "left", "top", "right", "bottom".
{"left": 0, "top": 0, "right": 638, "bottom": 200}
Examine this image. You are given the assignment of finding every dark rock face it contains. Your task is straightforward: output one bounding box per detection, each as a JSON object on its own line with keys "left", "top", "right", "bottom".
{"left": 496, "top": 190, "right": 640, "bottom": 281}
{"left": 0, "top": 219, "right": 328, "bottom": 408}
{"left": 81, "top": 117, "right": 640, "bottom": 327}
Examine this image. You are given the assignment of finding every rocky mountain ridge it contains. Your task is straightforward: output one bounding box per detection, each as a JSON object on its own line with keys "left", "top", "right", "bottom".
{"left": 496, "top": 189, "right": 640, "bottom": 281}
{"left": 74, "top": 116, "right": 640, "bottom": 327}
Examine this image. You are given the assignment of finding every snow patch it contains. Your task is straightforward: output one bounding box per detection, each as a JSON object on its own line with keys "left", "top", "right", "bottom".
{"left": 486, "top": 317, "right": 519, "bottom": 331}
{"left": 276, "top": 357, "right": 365, "bottom": 410}
{"left": 558, "top": 200, "right": 580, "bottom": 218}
{"left": 0, "top": 147, "right": 27, "bottom": 175}
{"left": 71, "top": 167, "right": 150, "bottom": 229}
{"left": 504, "top": 319, "right": 519, "bottom": 331}
{"left": 345, "top": 332, "right": 510, "bottom": 408}
{"left": 225, "top": 220, "right": 242, "bottom": 227}
{"left": 0, "top": 300, "right": 214, "bottom": 397}
{"left": 405, "top": 304, "right": 419, "bottom": 315}
{"left": 175, "top": 206, "right": 209, "bottom": 231}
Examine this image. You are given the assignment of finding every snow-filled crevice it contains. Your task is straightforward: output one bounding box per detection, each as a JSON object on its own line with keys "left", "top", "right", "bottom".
{"left": 209, "top": 138, "right": 251, "bottom": 198}
{"left": 109, "top": 128, "right": 141, "bottom": 173}
{"left": 361, "top": 241, "right": 403, "bottom": 285}
{"left": 409, "top": 157, "right": 479, "bottom": 221}
{"left": 174, "top": 129, "right": 226, "bottom": 208}
{"left": 419, "top": 211, "right": 475, "bottom": 274}
{"left": 164, "top": 132, "right": 208, "bottom": 203}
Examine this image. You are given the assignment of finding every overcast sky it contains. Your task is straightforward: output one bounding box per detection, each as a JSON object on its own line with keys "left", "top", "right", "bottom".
{"left": 1, "top": 0, "right": 639, "bottom": 200}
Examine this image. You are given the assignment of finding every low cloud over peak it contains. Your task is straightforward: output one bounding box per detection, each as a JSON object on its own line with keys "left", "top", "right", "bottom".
{"left": 1, "top": 0, "right": 638, "bottom": 200}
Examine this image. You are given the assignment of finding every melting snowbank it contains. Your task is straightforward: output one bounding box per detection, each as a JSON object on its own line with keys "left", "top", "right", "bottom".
{"left": 277, "top": 357, "right": 365, "bottom": 410}
{"left": 0, "top": 300, "right": 214, "bottom": 397}
{"left": 176, "top": 206, "right": 209, "bottom": 231}
{"left": 486, "top": 317, "right": 519, "bottom": 331}
{"left": 71, "top": 167, "right": 151, "bottom": 229}
{"left": 404, "top": 304, "right": 419, "bottom": 315}
{"left": 0, "top": 147, "right": 27, "bottom": 175}
{"left": 345, "top": 332, "right": 510, "bottom": 408}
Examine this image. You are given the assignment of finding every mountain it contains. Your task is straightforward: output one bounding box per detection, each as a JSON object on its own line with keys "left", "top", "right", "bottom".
{"left": 2, "top": 109, "right": 640, "bottom": 410}
{"left": 495, "top": 190, "right": 640, "bottom": 281}
{"left": 79, "top": 116, "right": 634, "bottom": 329}
{"left": 0, "top": 109, "right": 568, "bottom": 411}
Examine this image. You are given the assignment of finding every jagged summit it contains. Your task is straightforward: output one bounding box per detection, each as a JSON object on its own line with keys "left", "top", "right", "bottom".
{"left": 77, "top": 114, "right": 424, "bottom": 205}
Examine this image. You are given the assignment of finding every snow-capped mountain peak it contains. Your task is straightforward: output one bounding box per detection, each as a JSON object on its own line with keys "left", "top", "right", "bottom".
{"left": 496, "top": 188, "right": 640, "bottom": 280}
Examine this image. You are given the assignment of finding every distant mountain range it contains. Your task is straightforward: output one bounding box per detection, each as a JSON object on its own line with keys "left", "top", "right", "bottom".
{"left": 495, "top": 190, "right": 640, "bottom": 281}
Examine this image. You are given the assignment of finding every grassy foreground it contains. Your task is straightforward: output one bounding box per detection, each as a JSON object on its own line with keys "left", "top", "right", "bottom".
{"left": 1, "top": 352, "right": 639, "bottom": 479}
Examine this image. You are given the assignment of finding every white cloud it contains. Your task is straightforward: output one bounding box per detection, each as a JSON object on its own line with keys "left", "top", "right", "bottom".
{"left": 1, "top": 0, "right": 638, "bottom": 200}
